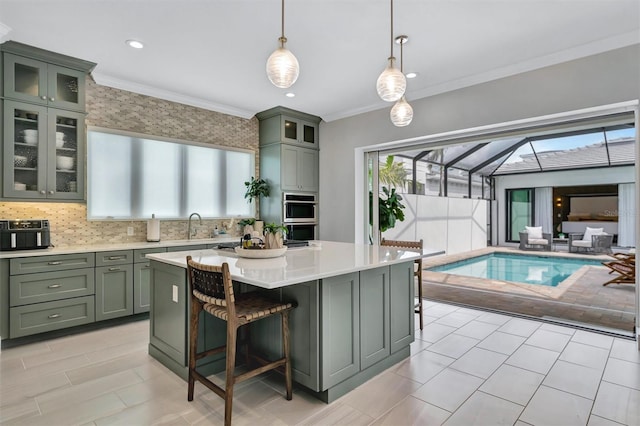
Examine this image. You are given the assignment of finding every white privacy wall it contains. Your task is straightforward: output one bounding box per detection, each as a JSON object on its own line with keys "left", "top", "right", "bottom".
{"left": 383, "top": 194, "right": 487, "bottom": 255}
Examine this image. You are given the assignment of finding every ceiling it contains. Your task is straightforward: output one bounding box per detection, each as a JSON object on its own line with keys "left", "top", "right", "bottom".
{"left": 1, "top": 0, "right": 638, "bottom": 122}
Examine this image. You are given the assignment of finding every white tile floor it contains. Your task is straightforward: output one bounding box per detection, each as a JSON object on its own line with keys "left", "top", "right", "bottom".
{"left": 1, "top": 300, "right": 639, "bottom": 425}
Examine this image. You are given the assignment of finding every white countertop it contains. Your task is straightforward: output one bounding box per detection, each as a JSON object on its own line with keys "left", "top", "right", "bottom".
{"left": 146, "top": 240, "right": 445, "bottom": 289}
{"left": 0, "top": 236, "right": 239, "bottom": 259}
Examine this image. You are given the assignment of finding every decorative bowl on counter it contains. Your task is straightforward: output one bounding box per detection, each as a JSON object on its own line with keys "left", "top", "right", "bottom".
{"left": 56, "top": 155, "right": 74, "bottom": 170}
{"left": 234, "top": 246, "right": 287, "bottom": 258}
{"left": 14, "top": 155, "right": 28, "bottom": 167}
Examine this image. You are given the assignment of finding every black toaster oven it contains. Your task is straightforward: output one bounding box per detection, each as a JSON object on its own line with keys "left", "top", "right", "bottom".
{"left": 0, "top": 219, "right": 51, "bottom": 250}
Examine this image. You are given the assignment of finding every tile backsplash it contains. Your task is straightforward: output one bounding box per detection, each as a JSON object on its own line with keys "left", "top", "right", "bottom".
{"left": 0, "top": 78, "right": 258, "bottom": 247}
{"left": 0, "top": 203, "right": 240, "bottom": 247}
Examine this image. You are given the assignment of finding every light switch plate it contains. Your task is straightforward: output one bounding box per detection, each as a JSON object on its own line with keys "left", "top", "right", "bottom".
{"left": 172, "top": 285, "right": 178, "bottom": 302}
{"left": 127, "top": 226, "right": 134, "bottom": 236}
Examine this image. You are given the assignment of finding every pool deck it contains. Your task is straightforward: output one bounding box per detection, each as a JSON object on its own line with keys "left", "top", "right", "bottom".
{"left": 421, "top": 247, "right": 636, "bottom": 334}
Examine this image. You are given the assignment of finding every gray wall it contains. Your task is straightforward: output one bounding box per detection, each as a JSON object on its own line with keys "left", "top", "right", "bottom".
{"left": 319, "top": 45, "right": 640, "bottom": 242}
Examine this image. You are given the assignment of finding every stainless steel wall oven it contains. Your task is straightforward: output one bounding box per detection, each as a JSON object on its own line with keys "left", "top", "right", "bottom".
{"left": 283, "top": 193, "right": 317, "bottom": 223}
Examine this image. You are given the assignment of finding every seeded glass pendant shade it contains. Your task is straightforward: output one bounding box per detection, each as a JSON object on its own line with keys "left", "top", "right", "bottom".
{"left": 390, "top": 96, "right": 413, "bottom": 126}
{"left": 266, "top": 37, "right": 299, "bottom": 88}
{"left": 376, "top": 57, "right": 406, "bottom": 102}
{"left": 376, "top": 0, "right": 406, "bottom": 102}
{"left": 266, "top": 0, "right": 299, "bottom": 89}
{"left": 390, "top": 34, "right": 413, "bottom": 127}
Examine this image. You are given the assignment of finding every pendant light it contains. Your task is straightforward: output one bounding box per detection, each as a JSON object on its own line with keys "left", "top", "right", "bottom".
{"left": 390, "top": 35, "right": 413, "bottom": 127}
{"left": 266, "top": 0, "right": 299, "bottom": 89}
{"left": 376, "top": 0, "right": 406, "bottom": 102}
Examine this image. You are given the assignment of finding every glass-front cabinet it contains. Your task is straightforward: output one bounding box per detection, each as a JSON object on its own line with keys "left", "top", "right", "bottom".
{"left": 3, "top": 53, "right": 86, "bottom": 112}
{"left": 4, "top": 100, "right": 85, "bottom": 200}
{"left": 282, "top": 116, "right": 318, "bottom": 145}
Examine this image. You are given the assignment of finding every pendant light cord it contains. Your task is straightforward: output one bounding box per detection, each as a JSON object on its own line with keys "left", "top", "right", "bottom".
{"left": 281, "top": 0, "right": 286, "bottom": 39}
{"left": 400, "top": 38, "right": 404, "bottom": 72}
{"left": 390, "top": 0, "right": 394, "bottom": 58}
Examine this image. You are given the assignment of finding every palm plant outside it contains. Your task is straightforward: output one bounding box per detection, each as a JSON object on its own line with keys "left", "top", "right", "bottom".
{"left": 379, "top": 156, "right": 407, "bottom": 190}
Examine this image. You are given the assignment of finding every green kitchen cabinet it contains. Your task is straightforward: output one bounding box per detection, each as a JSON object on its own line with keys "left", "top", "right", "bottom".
{"left": 320, "top": 272, "right": 360, "bottom": 389}
{"left": 95, "top": 264, "right": 133, "bottom": 321}
{"left": 10, "top": 252, "right": 95, "bottom": 275}
{"left": 9, "top": 268, "right": 95, "bottom": 307}
{"left": 3, "top": 100, "right": 86, "bottom": 200}
{"left": 359, "top": 267, "right": 391, "bottom": 370}
{"left": 149, "top": 260, "right": 189, "bottom": 366}
{"left": 9, "top": 295, "right": 95, "bottom": 338}
{"left": 1, "top": 41, "right": 95, "bottom": 201}
{"left": 281, "top": 144, "right": 319, "bottom": 192}
{"left": 390, "top": 262, "right": 415, "bottom": 352}
{"left": 133, "top": 247, "right": 167, "bottom": 314}
{"left": 3, "top": 52, "right": 90, "bottom": 112}
{"left": 256, "top": 106, "right": 320, "bottom": 147}
{"left": 166, "top": 244, "right": 207, "bottom": 252}
{"left": 249, "top": 281, "right": 320, "bottom": 391}
{"left": 256, "top": 107, "right": 320, "bottom": 225}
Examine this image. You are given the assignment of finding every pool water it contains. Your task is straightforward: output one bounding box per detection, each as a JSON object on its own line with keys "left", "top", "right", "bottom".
{"left": 429, "top": 253, "right": 602, "bottom": 287}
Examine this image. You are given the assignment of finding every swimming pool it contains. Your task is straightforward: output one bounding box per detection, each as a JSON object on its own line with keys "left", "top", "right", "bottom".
{"left": 429, "top": 253, "right": 603, "bottom": 287}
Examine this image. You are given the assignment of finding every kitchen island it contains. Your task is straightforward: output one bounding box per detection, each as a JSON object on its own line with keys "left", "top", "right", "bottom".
{"left": 146, "top": 240, "right": 443, "bottom": 402}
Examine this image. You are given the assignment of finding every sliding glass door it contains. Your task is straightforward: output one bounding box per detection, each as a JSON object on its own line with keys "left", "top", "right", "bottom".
{"left": 506, "top": 188, "right": 534, "bottom": 242}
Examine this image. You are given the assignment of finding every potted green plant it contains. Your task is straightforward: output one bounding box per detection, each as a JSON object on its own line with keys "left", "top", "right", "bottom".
{"left": 244, "top": 177, "right": 269, "bottom": 234}
{"left": 369, "top": 186, "right": 406, "bottom": 240}
{"left": 263, "top": 222, "right": 288, "bottom": 249}
{"left": 244, "top": 177, "right": 270, "bottom": 203}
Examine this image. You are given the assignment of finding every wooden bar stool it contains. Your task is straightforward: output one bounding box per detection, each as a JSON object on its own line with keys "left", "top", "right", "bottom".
{"left": 380, "top": 238, "right": 424, "bottom": 330}
{"left": 186, "top": 256, "right": 296, "bottom": 426}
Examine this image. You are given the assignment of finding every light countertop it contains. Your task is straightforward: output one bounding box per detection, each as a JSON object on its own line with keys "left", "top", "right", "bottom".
{"left": 147, "top": 240, "right": 445, "bottom": 289}
{"left": 0, "top": 236, "right": 239, "bottom": 259}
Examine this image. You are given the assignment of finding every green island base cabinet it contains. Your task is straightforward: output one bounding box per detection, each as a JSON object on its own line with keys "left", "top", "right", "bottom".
{"left": 146, "top": 242, "right": 421, "bottom": 403}
{"left": 0, "top": 243, "right": 212, "bottom": 343}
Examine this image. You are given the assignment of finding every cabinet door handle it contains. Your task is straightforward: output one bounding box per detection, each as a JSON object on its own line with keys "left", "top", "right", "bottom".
{"left": 41, "top": 95, "right": 47, "bottom": 100}
{"left": 48, "top": 314, "right": 61, "bottom": 319}
{"left": 108, "top": 256, "right": 124, "bottom": 260}
{"left": 48, "top": 190, "right": 54, "bottom": 195}
{"left": 142, "top": 265, "right": 150, "bottom": 269}
{"left": 49, "top": 97, "right": 55, "bottom": 102}
{"left": 48, "top": 284, "right": 61, "bottom": 289}
{"left": 108, "top": 267, "right": 120, "bottom": 271}
{"left": 40, "top": 190, "right": 46, "bottom": 195}
{"left": 48, "top": 261, "right": 62, "bottom": 265}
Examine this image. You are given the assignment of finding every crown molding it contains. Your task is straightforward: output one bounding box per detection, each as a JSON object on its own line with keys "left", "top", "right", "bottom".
{"left": 0, "top": 22, "right": 12, "bottom": 41}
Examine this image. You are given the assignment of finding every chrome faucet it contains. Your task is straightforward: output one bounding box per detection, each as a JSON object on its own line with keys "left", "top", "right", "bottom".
{"left": 188, "top": 212, "right": 202, "bottom": 239}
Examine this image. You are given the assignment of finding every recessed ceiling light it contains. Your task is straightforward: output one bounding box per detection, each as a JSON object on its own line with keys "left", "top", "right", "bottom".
{"left": 285, "top": 92, "right": 295, "bottom": 98}
{"left": 406, "top": 72, "right": 418, "bottom": 79}
{"left": 125, "top": 39, "right": 144, "bottom": 49}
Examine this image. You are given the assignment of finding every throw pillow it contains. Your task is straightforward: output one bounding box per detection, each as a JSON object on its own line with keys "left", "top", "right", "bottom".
{"left": 525, "top": 226, "right": 543, "bottom": 239}
{"left": 583, "top": 227, "right": 604, "bottom": 241}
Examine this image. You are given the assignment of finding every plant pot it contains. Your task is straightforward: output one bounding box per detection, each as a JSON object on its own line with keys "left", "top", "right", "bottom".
{"left": 265, "top": 232, "right": 284, "bottom": 249}
{"left": 254, "top": 220, "right": 264, "bottom": 235}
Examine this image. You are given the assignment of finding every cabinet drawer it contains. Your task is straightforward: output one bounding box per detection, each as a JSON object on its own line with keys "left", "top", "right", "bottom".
{"left": 10, "top": 268, "right": 95, "bottom": 307}
{"left": 10, "top": 253, "right": 95, "bottom": 275}
{"left": 95, "top": 250, "right": 133, "bottom": 266}
{"left": 166, "top": 245, "right": 207, "bottom": 252}
{"left": 9, "top": 296, "right": 95, "bottom": 338}
{"left": 134, "top": 247, "right": 167, "bottom": 263}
